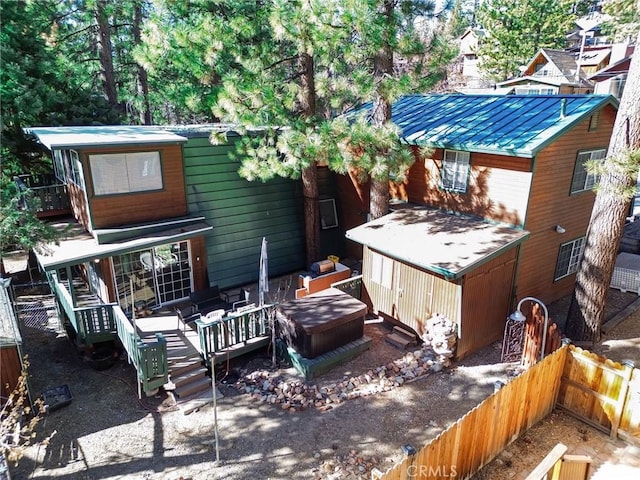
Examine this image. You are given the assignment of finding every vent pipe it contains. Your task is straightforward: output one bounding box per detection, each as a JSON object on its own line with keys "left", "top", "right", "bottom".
{"left": 560, "top": 98, "right": 567, "bottom": 119}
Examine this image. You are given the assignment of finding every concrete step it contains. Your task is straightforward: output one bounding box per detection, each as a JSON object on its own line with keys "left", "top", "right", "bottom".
{"left": 178, "top": 387, "right": 224, "bottom": 415}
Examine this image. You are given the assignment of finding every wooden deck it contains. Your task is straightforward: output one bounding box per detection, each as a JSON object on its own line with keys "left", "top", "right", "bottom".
{"left": 135, "top": 315, "right": 201, "bottom": 365}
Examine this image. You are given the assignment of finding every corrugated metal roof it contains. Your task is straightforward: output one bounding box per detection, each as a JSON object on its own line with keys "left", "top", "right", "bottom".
{"left": 345, "top": 207, "right": 529, "bottom": 279}
{"left": 26, "top": 126, "right": 188, "bottom": 150}
{"left": 385, "top": 94, "right": 617, "bottom": 157}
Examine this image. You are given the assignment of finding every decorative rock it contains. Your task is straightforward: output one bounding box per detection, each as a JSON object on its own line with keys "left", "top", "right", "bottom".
{"left": 262, "top": 380, "right": 271, "bottom": 391}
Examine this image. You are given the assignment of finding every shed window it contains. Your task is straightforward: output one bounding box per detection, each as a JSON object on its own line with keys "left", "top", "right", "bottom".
{"left": 570, "top": 149, "right": 606, "bottom": 194}
{"left": 554, "top": 237, "right": 585, "bottom": 281}
{"left": 441, "top": 150, "right": 470, "bottom": 193}
{"left": 90, "top": 152, "right": 162, "bottom": 196}
{"left": 371, "top": 251, "right": 393, "bottom": 289}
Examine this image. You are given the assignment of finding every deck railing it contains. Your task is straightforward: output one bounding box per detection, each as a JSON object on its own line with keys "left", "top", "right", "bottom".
{"left": 331, "top": 274, "right": 363, "bottom": 299}
{"left": 197, "top": 304, "right": 272, "bottom": 364}
{"left": 113, "top": 307, "right": 168, "bottom": 397}
{"left": 15, "top": 175, "right": 70, "bottom": 215}
{"left": 47, "top": 271, "right": 168, "bottom": 397}
{"left": 48, "top": 272, "right": 118, "bottom": 344}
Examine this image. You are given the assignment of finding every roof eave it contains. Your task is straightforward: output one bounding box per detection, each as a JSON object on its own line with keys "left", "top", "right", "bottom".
{"left": 452, "top": 232, "right": 530, "bottom": 279}
{"left": 401, "top": 138, "right": 535, "bottom": 158}
{"left": 527, "top": 95, "right": 619, "bottom": 156}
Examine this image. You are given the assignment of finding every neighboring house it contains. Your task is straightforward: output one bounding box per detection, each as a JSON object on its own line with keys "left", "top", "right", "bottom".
{"left": 344, "top": 94, "right": 618, "bottom": 358}
{"left": 589, "top": 44, "right": 635, "bottom": 99}
{"left": 497, "top": 48, "right": 594, "bottom": 95}
{"left": 458, "top": 27, "right": 489, "bottom": 89}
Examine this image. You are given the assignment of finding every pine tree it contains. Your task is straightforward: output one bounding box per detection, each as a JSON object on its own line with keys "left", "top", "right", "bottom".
{"left": 565, "top": 29, "right": 640, "bottom": 343}
{"left": 476, "top": 0, "right": 580, "bottom": 80}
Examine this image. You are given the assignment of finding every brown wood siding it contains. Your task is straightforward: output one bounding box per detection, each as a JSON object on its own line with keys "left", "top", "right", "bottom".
{"left": 361, "top": 246, "right": 461, "bottom": 336}
{"left": 459, "top": 247, "right": 518, "bottom": 359}
{"left": 1, "top": 346, "right": 21, "bottom": 401}
{"left": 337, "top": 171, "right": 369, "bottom": 259}
{"left": 102, "top": 258, "right": 116, "bottom": 303}
{"left": 190, "top": 236, "right": 208, "bottom": 291}
{"left": 81, "top": 144, "right": 187, "bottom": 230}
{"left": 68, "top": 183, "right": 91, "bottom": 231}
{"left": 515, "top": 105, "right": 617, "bottom": 305}
{"left": 395, "top": 147, "right": 533, "bottom": 226}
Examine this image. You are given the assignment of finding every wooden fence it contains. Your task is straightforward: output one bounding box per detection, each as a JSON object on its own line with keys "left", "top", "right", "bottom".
{"left": 557, "top": 346, "right": 639, "bottom": 444}
{"left": 375, "top": 345, "right": 640, "bottom": 479}
{"left": 375, "top": 346, "right": 568, "bottom": 480}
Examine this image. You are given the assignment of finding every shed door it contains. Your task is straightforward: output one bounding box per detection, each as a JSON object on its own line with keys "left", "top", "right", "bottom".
{"left": 394, "top": 261, "right": 460, "bottom": 337}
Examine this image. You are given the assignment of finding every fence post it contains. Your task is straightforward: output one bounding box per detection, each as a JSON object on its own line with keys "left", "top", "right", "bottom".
{"left": 610, "top": 360, "right": 635, "bottom": 439}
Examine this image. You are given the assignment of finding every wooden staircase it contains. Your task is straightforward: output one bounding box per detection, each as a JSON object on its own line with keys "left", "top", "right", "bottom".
{"left": 136, "top": 315, "right": 213, "bottom": 412}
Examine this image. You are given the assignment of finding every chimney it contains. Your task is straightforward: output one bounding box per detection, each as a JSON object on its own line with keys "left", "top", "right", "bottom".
{"left": 560, "top": 98, "right": 567, "bottom": 119}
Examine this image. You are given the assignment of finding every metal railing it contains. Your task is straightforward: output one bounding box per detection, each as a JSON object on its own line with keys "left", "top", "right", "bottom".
{"left": 197, "top": 304, "right": 272, "bottom": 364}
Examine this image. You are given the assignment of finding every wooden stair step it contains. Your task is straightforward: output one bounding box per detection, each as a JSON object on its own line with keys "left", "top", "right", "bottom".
{"left": 170, "top": 359, "right": 203, "bottom": 377}
{"left": 385, "top": 326, "right": 417, "bottom": 350}
{"left": 172, "top": 367, "right": 207, "bottom": 390}
{"left": 175, "top": 375, "right": 211, "bottom": 399}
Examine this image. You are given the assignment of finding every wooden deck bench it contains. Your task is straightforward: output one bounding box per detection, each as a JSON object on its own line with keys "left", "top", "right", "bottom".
{"left": 189, "top": 285, "right": 231, "bottom": 315}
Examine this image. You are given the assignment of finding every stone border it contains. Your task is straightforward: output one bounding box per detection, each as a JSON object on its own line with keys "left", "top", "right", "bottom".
{"left": 234, "top": 345, "right": 453, "bottom": 412}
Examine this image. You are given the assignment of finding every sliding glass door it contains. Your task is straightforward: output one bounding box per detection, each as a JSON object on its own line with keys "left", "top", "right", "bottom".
{"left": 113, "top": 241, "right": 192, "bottom": 315}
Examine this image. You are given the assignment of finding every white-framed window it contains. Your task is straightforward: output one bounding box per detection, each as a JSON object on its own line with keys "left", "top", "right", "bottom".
{"left": 570, "top": 149, "right": 606, "bottom": 194}
{"left": 514, "top": 86, "right": 557, "bottom": 95}
{"left": 371, "top": 251, "right": 393, "bottom": 289}
{"left": 89, "top": 151, "right": 162, "bottom": 196}
{"left": 441, "top": 150, "right": 470, "bottom": 193}
{"left": 554, "top": 237, "right": 585, "bottom": 281}
{"left": 319, "top": 198, "right": 338, "bottom": 229}
{"left": 70, "top": 150, "right": 85, "bottom": 189}
{"left": 52, "top": 149, "right": 85, "bottom": 190}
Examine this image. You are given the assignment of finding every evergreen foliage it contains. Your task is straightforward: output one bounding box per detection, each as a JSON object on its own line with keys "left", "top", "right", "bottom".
{"left": 476, "top": 0, "right": 581, "bottom": 80}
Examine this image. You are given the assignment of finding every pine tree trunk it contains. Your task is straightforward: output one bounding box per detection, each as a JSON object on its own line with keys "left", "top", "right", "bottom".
{"left": 94, "top": 0, "right": 119, "bottom": 109}
{"left": 133, "top": 1, "right": 151, "bottom": 124}
{"left": 369, "top": 0, "right": 394, "bottom": 220}
{"left": 565, "top": 31, "right": 640, "bottom": 343}
{"left": 299, "top": 51, "right": 320, "bottom": 265}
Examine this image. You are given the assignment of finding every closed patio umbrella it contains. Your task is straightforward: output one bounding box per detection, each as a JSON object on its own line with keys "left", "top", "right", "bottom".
{"left": 258, "top": 237, "right": 269, "bottom": 306}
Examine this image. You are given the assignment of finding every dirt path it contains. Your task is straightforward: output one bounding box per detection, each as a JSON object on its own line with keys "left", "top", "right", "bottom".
{"left": 12, "top": 319, "right": 515, "bottom": 480}
{"left": 9, "top": 289, "right": 639, "bottom": 480}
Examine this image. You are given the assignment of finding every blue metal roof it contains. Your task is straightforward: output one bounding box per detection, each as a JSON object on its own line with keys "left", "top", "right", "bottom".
{"left": 376, "top": 94, "right": 617, "bottom": 158}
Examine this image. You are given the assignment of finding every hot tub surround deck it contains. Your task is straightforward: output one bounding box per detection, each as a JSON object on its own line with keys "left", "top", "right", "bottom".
{"left": 296, "top": 262, "right": 352, "bottom": 298}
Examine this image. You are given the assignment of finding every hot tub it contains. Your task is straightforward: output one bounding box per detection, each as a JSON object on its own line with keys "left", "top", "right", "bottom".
{"left": 277, "top": 287, "right": 367, "bottom": 358}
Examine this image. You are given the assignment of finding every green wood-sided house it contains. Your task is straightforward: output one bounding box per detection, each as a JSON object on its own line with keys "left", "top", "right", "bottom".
{"left": 344, "top": 94, "right": 618, "bottom": 358}
{"left": 25, "top": 125, "right": 308, "bottom": 397}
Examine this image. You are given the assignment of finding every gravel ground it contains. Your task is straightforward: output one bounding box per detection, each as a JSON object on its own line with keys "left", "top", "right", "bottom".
{"left": 11, "top": 317, "right": 516, "bottom": 480}
{"left": 8, "top": 283, "right": 639, "bottom": 480}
